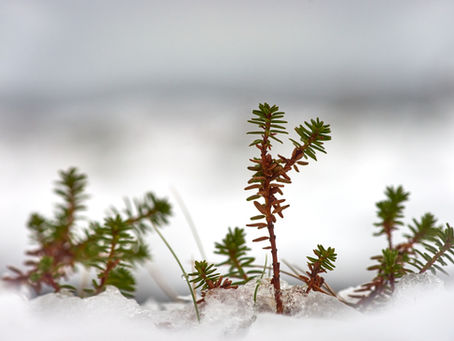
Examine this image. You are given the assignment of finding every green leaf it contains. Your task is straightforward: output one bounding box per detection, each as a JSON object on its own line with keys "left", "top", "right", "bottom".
{"left": 250, "top": 215, "right": 265, "bottom": 220}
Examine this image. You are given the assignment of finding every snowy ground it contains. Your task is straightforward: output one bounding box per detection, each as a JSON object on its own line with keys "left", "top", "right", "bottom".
{"left": 1, "top": 273, "right": 453, "bottom": 341}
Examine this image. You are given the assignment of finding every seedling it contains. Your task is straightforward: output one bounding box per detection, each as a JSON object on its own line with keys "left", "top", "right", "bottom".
{"left": 351, "top": 186, "right": 454, "bottom": 308}
{"left": 245, "top": 103, "right": 331, "bottom": 313}
{"left": 214, "top": 227, "right": 261, "bottom": 283}
{"left": 188, "top": 103, "right": 333, "bottom": 313}
{"left": 4, "top": 167, "right": 171, "bottom": 297}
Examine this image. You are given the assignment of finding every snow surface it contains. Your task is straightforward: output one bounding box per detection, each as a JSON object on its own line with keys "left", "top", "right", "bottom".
{"left": 1, "top": 274, "right": 453, "bottom": 341}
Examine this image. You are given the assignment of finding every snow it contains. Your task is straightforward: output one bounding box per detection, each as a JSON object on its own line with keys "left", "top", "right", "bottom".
{"left": 31, "top": 286, "right": 148, "bottom": 319}
{"left": 1, "top": 274, "right": 453, "bottom": 341}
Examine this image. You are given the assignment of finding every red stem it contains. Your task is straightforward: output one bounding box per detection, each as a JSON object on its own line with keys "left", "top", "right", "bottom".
{"left": 260, "top": 120, "right": 284, "bottom": 314}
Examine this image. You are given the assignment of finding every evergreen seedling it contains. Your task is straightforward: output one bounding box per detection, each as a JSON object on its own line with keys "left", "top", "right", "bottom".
{"left": 214, "top": 227, "right": 261, "bottom": 284}
{"left": 188, "top": 227, "right": 258, "bottom": 303}
{"left": 281, "top": 245, "right": 338, "bottom": 298}
{"left": 245, "top": 103, "right": 331, "bottom": 313}
{"left": 301, "top": 244, "right": 337, "bottom": 294}
{"left": 353, "top": 186, "right": 454, "bottom": 308}
{"left": 189, "top": 260, "right": 237, "bottom": 303}
{"left": 4, "top": 167, "right": 171, "bottom": 297}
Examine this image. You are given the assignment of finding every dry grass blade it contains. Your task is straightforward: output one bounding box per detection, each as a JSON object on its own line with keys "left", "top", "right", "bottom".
{"left": 170, "top": 186, "right": 207, "bottom": 260}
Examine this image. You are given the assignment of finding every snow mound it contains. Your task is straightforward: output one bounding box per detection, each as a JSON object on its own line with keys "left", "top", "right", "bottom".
{"left": 30, "top": 286, "right": 149, "bottom": 320}
{"left": 0, "top": 274, "right": 453, "bottom": 341}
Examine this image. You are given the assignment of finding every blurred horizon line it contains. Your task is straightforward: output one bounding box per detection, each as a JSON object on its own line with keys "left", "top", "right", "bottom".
{"left": 1, "top": 78, "right": 454, "bottom": 110}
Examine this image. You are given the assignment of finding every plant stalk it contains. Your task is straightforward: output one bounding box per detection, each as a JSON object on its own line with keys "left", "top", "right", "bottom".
{"left": 151, "top": 222, "right": 200, "bottom": 322}
{"left": 260, "top": 118, "right": 283, "bottom": 314}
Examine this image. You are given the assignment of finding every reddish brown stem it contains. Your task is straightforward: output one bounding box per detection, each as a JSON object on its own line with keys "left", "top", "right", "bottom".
{"left": 267, "top": 219, "right": 283, "bottom": 313}
{"left": 281, "top": 135, "right": 319, "bottom": 174}
{"left": 259, "top": 122, "right": 284, "bottom": 314}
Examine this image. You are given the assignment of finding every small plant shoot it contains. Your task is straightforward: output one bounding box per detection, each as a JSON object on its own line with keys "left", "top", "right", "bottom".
{"left": 245, "top": 103, "right": 331, "bottom": 313}
{"left": 4, "top": 168, "right": 171, "bottom": 297}
{"left": 351, "top": 186, "right": 454, "bottom": 308}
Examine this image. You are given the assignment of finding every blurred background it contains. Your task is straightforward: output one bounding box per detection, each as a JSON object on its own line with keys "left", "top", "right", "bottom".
{"left": 1, "top": 0, "right": 453, "bottom": 301}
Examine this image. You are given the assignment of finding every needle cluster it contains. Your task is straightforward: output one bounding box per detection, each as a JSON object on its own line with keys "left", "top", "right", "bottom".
{"left": 214, "top": 227, "right": 261, "bottom": 284}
